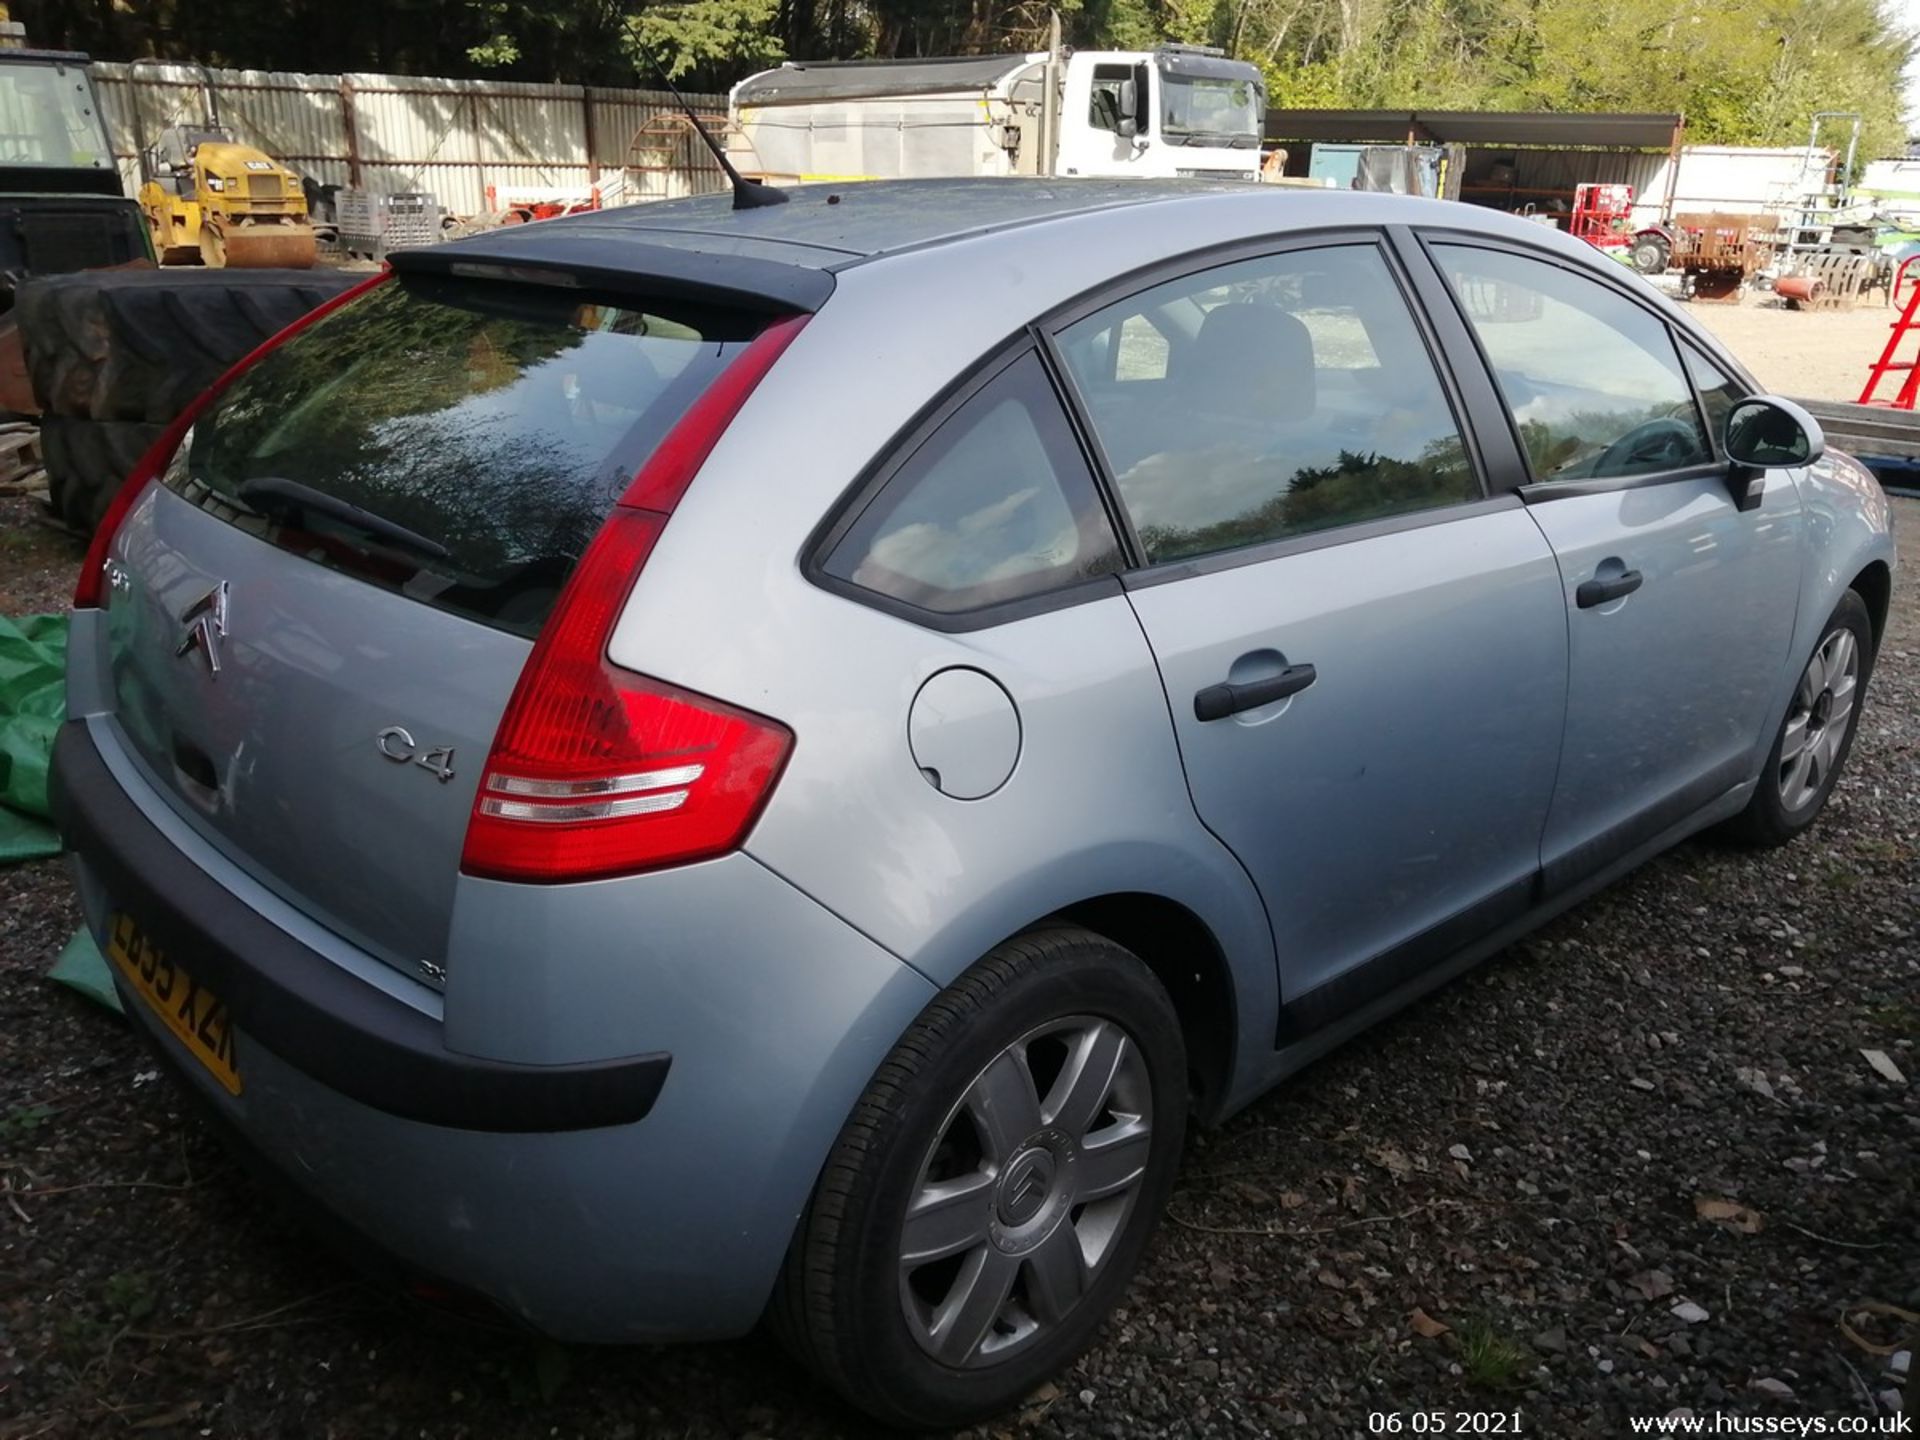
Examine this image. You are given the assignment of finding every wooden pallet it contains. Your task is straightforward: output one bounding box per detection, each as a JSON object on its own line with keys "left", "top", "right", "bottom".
{"left": 0, "top": 421, "right": 45, "bottom": 497}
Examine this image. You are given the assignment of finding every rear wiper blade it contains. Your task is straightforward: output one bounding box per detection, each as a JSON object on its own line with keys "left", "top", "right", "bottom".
{"left": 237, "top": 477, "right": 451, "bottom": 561}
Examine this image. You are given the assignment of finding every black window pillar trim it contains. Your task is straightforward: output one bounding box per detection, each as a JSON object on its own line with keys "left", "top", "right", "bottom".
{"left": 1030, "top": 322, "right": 1148, "bottom": 570}
{"left": 1385, "top": 224, "right": 1535, "bottom": 497}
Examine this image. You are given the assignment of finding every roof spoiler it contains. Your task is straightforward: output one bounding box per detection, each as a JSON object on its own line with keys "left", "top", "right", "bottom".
{"left": 388, "top": 230, "right": 835, "bottom": 315}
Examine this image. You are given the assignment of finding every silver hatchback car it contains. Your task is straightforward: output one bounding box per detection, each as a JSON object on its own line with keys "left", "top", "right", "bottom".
{"left": 54, "top": 179, "right": 1893, "bottom": 1427}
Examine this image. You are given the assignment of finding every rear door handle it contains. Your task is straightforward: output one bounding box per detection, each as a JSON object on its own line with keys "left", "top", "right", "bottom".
{"left": 1576, "top": 569, "right": 1644, "bottom": 608}
{"left": 1194, "top": 664, "right": 1317, "bottom": 721}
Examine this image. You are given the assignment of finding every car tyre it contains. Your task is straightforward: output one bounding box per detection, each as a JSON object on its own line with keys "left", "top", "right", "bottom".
{"left": 771, "top": 925, "right": 1187, "bottom": 1429}
{"left": 1720, "top": 590, "right": 1875, "bottom": 848}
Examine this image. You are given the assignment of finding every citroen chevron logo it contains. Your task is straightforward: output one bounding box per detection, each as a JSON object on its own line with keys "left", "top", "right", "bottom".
{"left": 175, "top": 581, "right": 229, "bottom": 679}
{"left": 1007, "top": 1165, "right": 1048, "bottom": 1214}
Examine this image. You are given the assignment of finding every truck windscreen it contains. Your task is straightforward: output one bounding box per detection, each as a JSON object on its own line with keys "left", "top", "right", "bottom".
{"left": 1159, "top": 72, "right": 1263, "bottom": 146}
{"left": 0, "top": 62, "right": 114, "bottom": 170}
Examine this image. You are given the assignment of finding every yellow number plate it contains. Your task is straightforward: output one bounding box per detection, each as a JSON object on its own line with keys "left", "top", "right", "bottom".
{"left": 107, "top": 913, "right": 242, "bottom": 1096}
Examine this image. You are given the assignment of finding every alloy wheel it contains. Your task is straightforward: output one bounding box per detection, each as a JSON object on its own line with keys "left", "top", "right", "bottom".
{"left": 1778, "top": 625, "right": 1859, "bottom": 812}
{"left": 897, "top": 1015, "right": 1153, "bottom": 1369}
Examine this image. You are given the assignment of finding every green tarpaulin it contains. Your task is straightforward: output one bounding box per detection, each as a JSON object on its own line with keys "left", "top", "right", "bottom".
{"left": 0, "top": 612, "right": 64, "bottom": 862}
{"left": 0, "top": 610, "right": 119, "bottom": 1011}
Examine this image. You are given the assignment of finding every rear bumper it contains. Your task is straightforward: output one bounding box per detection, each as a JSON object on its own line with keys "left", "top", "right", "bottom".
{"left": 50, "top": 719, "right": 669, "bottom": 1133}
{"left": 51, "top": 713, "right": 938, "bottom": 1341}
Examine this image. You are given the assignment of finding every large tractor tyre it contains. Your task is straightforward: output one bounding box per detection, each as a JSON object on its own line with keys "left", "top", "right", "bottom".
{"left": 39, "top": 416, "right": 166, "bottom": 536}
{"left": 1630, "top": 234, "right": 1671, "bottom": 276}
{"left": 18, "top": 269, "right": 358, "bottom": 424}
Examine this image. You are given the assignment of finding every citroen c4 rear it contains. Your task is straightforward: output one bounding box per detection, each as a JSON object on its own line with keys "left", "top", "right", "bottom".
{"left": 54, "top": 180, "right": 1893, "bottom": 1429}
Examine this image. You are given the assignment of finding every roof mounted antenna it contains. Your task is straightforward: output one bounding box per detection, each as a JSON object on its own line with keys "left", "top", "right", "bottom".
{"left": 642, "top": 47, "right": 788, "bottom": 209}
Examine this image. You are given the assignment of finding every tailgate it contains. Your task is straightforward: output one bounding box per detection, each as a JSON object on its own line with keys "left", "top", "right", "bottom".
{"left": 104, "top": 488, "right": 524, "bottom": 983}
{"left": 84, "top": 270, "right": 778, "bottom": 985}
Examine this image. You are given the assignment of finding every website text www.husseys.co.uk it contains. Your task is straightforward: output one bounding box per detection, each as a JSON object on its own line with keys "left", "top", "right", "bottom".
{"left": 1628, "top": 1414, "right": 1911, "bottom": 1436}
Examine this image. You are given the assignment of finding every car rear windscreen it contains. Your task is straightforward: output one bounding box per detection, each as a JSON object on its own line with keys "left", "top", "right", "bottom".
{"left": 165, "top": 274, "right": 769, "bottom": 637}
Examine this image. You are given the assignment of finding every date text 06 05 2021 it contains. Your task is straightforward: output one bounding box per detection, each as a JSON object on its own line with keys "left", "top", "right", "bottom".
{"left": 1369, "top": 1414, "right": 1525, "bottom": 1435}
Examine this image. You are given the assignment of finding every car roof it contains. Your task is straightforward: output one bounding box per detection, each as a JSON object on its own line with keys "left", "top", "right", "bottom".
{"left": 391, "top": 178, "right": 1639, "bottom": 326}
{"left": 490, "top": 177, "right": 1252, "bottom": 266}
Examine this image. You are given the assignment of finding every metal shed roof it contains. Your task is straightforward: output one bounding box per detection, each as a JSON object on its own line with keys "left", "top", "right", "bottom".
{"left": 1264, "top": 109, "right": 1684, "bottom": 150}
{"left": 733, "top": 54, "right": 1039, "bottom": 107}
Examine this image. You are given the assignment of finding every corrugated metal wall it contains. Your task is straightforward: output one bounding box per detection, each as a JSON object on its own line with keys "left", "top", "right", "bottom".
{"left": 92, "top": 62, "right": 728, "bottom": 216}
{"left": 1457, "top": 144, "right": 1821, "bottom": 226}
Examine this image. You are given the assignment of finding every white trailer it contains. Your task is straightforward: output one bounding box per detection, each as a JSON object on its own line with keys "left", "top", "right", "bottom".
{"left": 727, "top": 45, "right": 1266, "bottom": 185}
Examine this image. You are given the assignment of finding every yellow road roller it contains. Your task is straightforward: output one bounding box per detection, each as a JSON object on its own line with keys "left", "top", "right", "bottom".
{"left": 135, "top": 65, "right": 316, "bottom": 269}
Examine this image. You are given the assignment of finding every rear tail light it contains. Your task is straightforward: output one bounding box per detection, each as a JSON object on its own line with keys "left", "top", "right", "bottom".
{"left": 74, "top": 269, "right": 394, "bottom": 608}
{"left": 460, "top": 315, "right": 808, "bottom": 884}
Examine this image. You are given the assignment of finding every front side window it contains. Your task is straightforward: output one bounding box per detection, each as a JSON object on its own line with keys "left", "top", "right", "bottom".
{"left": 1684, "top": 346, "right": 1743, "bottom": 452}
{"left": 1088, "top": 63, "right": 1147, "bottom": 134}
{"left": 822, "top": 351, "right": 1123, "bottom": 614}
{"left": 1055, "top": 244, "right": 1480, "bottom": 564}
{"left": 0, "top": 62, "right": 112, "bottom": 170}
{"left": 1436, "top": 245, "right": 1713, "bottom": 482}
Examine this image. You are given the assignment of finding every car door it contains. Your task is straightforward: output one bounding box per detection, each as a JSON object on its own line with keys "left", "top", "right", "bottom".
{"left": 1425, "top": 241, "right": 1804, "bottom": 892}
{"left": 1049, "top": 235, "right": 1570, "bottom": 1034}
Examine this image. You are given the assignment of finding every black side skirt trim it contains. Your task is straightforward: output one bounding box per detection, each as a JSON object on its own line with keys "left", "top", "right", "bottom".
{"left": 49, "top": 721, "right": 670, "bottom": 1134}
{"left": 1274, "top": 874, "right": 1535, "bottom": 1043}
{"left": 1270, "top": 774, "right": 1752, "bottom": 1052}
{"left": 1539, "top": 753, "right": 1750, "bottom": 898}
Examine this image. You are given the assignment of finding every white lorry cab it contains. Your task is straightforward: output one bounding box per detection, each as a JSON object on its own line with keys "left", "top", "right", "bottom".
{"left": 727, "top": 45, "right": 1267, "bottom": 185}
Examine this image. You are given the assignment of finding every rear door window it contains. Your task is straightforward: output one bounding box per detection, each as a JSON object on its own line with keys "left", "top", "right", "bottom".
{"left": 168, "top": 275, "right": 770, "bottom": 637}
{"left": 1054, "top": 242, "right": 1481, "bottom": 564}
{"left": 820, "top": 350, "right": 1123, "bottom": 615}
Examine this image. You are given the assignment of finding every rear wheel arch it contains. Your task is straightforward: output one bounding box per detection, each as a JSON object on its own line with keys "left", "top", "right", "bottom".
{"left": 1047, "top": 892, "right": 1238, "bottom": 1125}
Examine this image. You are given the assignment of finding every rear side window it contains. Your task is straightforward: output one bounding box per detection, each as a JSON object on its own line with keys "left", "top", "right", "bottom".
{"left": 822, "top": 351, "right": 1123, "bottom": 615}
{"left": 1435, "top": 245, "right": 1712, "bottom": 482}
{"left": 169, "top": 276, "right": 768, "bottom": 637}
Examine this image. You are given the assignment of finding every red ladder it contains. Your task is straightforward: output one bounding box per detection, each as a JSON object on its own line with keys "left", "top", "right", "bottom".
{"left": 1858, "top": 255, "right": 1920, "bottom": 406}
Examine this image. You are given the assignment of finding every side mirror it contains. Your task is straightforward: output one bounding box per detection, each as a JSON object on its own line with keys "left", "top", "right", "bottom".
{"left": 1723, "top": 395, "right": 1823, "bottom": 511}
{"left": 1116, "top": 117, "right": 1139, "bottom": 139}
{"left": 1117, "top": 77, "right": 1139, "bottom": 119}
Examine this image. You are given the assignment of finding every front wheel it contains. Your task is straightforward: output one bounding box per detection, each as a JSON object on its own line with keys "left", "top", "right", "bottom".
{"left": 772, "top": 926, "right": 1187, "bottom": 1429}
{"left": 1721, "top": 590, "right": 1875, "bottom": 847}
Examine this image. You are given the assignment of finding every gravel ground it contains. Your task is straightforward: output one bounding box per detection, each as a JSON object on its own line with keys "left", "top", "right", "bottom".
{"left": 0, "top": 489, "right": 1913, "bottom": 1438}
{"left": 1684, "top": 292, "right": 1903, "bottom": 403}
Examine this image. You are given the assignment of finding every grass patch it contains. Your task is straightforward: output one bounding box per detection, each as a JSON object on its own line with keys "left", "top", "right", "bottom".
{"left": 1454, "top": 1317, "right": 1532, "bottom": 1390}
{"left": 0, "top": 1102, "right": 56, "bottom": 1145}
{"left": 1865, "top": 1000, "right": 1920, "bottom": 1038}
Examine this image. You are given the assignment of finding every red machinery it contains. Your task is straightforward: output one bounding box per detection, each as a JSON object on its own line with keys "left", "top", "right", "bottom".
{"left": 1569, "top": 183, "right": 1681, "bottom": 274}
{"left": 1570, "top": 183, "right": 1636, "bottom": 254}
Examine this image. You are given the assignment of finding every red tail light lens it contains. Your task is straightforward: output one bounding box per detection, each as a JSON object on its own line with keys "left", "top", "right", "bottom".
{"left": 460, "top": 314, "right": 808, "bottom": 883}
{"left": 74, "top": 269, "right": 394, "bottom": 609}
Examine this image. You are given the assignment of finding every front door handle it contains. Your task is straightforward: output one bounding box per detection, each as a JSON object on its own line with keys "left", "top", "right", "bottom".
{"left": 1576, "top": 569, "right": 1644, "bottom": 609}
{"left": 1194, "top": 663, "right": 1317, "bottom": 721}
